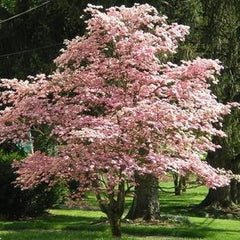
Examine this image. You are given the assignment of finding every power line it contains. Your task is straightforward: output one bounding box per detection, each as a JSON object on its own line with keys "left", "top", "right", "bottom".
{"left": 0, "top": 1, "right": 50, "bottom": 24}
{"left": 0, "top": 1, "right": 60, "bottom": 59}
{"left": 0, "top": 43, "right": 63, "bottom": 58}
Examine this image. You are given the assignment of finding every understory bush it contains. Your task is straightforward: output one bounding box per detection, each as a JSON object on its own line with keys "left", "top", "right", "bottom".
{"left": 0, "top": 146, "right": 64, "bottom": 220}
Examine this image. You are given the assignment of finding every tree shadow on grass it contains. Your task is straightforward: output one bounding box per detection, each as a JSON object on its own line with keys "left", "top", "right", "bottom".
{"left": 0, "top": 229, "right": 111, "bottom": 240}
{"left": 122, "top": 224, "right": 206, "bottom": 239}
{"left": 160, "top": 204, "right": 206, "bottom": 218}
{"left": 122, "top": 217, "right": 239, "bottom": 239}
{"left": 0, "top": 214, "right": 106, "bottom": 231}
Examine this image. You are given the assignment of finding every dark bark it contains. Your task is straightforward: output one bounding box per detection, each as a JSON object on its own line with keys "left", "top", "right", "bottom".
{"left": 173, "top": 173, "right": 181, "bottom": 195}
{"left": 126, "top": 173, "right": 160, "bottom": 220}
{"left": 182, "top": 176, "right": 187, "bottom": 192}
{"left": 201, "top": 151, "right": 240, "bottom": 208}
{"left": 173, "top": 173, "right": 187, "bottom": 195}
{"left": 201, "top": 179, "right": 240, "bottom": 208}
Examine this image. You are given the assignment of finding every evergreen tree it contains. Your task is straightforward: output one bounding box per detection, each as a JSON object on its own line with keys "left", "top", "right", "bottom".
{"left": 200, "top": 0, "right": 240, "bottom": 209}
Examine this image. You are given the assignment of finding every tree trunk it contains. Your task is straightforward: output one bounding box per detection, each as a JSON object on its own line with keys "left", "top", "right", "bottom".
{"left": 173, "top": 173, "right": 182, "bottom": 195}
{"left": 126, "top": 173, "right": 160, "bottom": 220}
{"left": 201, "top": 179, "right": 240, "bottom": 208}
{"left": 108, "top": 213, "right": 121, "bottom": 239}
{"left": 173, "top": 174, "right": 187, "bottom": 195}
{"left": 201, "top": 150, "right": 240, "bottom": 208}
{"left": 182, "top": 175, "right": 187, "bottom": 192}
{"left": 96, "top": 182, "right": 125, "bottom": 238}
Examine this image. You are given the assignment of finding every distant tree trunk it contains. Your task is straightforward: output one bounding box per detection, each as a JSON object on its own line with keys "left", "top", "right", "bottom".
{"left": 173, "top": 173, "right": 187, "bottom": 195}
{"left": 182, "top": 175, "right": 187, "bottom": 192}
{"left": 173, "top": 173, "right": 181, "bottom": 195}
{"left": 126, "top": 173, "right": 160, "bottom": 220}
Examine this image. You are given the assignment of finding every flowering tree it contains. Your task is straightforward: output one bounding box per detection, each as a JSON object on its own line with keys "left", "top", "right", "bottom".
{"left": 0, "top": 4, "right": 235, "bottom": 237}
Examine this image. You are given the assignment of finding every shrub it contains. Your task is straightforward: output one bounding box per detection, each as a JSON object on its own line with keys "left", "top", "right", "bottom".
{"left": 0, "top": 147, "right": 63, "bottom": 220}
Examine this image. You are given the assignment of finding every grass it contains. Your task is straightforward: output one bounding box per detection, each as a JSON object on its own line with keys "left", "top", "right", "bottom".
{"left": 159, "top": 182, "right": 208, "bottom": 217}
{"left": 0, "top": 182, "right": 239, "bottom": 239}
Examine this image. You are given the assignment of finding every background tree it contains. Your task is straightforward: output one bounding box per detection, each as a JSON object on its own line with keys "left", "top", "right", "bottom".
{"left": 0, "top": 0, "right": 86, "bottom": 79}
{"left": 199, "top": 0, "right": 240, "bottom": 209}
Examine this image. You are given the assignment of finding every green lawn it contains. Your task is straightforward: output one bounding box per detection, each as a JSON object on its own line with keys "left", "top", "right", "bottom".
{"left": 0, "top": 182, "right": 239, "bottom": 239}
{"left": 159, "top": 182, "right": 208, "bottom": 217}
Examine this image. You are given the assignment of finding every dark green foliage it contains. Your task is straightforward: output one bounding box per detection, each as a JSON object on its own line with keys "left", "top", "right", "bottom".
{"left": 197, "top": 0, "right": 240, "bottom": 207}
{"left": 31, "top": 125, "right": 58, "bottom": 155}
{"left": 0, "top": 0, "right": 85, "bottom": 79}
{"left": 0, "top": 147, "right": 62, "bottom": 220}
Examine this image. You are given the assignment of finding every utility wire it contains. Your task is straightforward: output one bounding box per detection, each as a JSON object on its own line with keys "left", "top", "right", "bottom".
{"left": 0, "top": 1, "right": 60, "bottom": 59}
{"left": 0, "top": 1, "right": 50, "bottom": 24}
{"left": 0, "top": 43, "right": 63, "bottom": 58}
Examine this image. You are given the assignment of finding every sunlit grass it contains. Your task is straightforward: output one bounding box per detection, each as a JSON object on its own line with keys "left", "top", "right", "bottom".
{"left": 0, "top": 182, "right": 239, "bottom": 239}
